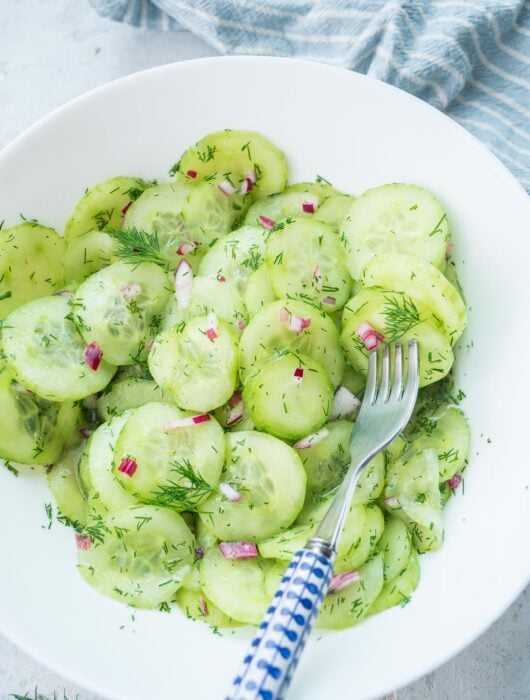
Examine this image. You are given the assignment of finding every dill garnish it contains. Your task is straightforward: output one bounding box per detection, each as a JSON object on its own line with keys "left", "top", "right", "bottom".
{"left": 148, "top": 459, "right": 214, "bottom": 510}
{"left": 107, "top": 227, "right": 168, "bottom": 268}
{"left": 381, "top": 293, "right": 423, "bottom": 341}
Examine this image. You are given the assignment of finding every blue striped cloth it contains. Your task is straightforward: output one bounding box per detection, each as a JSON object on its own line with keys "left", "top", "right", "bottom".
{"left": 90, "top": 0, "right": 530, "bottom": 192}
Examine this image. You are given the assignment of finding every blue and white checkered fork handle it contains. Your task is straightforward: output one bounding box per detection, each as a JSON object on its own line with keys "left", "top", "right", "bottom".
{"left": 227, "top": 548, "right": 334, "bottom": 700}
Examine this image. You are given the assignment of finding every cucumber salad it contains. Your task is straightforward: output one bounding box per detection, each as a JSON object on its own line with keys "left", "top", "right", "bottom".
{"left": 0, "top": 129, "right": 470, "bottom": 630}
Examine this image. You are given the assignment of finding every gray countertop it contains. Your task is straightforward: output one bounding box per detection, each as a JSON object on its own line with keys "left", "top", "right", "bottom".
{"left": 0, "top": 2, "right": 528, "bottom": 698}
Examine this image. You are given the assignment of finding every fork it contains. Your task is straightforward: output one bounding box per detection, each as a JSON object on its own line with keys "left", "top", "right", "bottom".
{"left": 227, "top": 340, "right": 420, "bottom": 700}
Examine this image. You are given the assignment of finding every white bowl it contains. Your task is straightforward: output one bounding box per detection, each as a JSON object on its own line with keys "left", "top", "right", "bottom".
{"left": 0, "top": 57, "right": 529, "bottom": 700}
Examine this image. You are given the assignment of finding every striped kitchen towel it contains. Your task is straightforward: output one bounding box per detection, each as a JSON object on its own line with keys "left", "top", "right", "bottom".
{"left": 90, "top": 0, "right": 530, "bottom": 192}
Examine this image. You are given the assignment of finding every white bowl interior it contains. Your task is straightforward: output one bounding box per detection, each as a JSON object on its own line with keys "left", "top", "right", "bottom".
{"left": 0, "top": 57, "right": 529, "bottom": 700}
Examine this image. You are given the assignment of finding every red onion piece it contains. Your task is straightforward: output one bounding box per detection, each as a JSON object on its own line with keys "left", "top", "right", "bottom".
{"left": 176, "top": 241, "right": 197, "bottom": 256}
{"left": 194, "top": 546, "right": 204, "bottom": 559}
{"left": 288, "top": 315, "right": 312, "bottom": 334}
{"left": 356, "top": 322, "right": 385, "bottom": 351}
{"left": 219, "top": 541, "right": 258, "bottom": 560}
{"left": 219, "top": 482, "right": 242, "bottom": 502}
{"left": 322, "top": 296, "right": 336, "bottom": 306}
{"left": 239, "top": 178, "right": 254, "bottom": 195}
{"left": 328, "top": 571, "right": 360, "bottom": 593}
{"left": 246, "top": 170, "right": 257, "bottom": 184}
{"left": 217, "top": 274, "right": 227, "bottom": 282}
{"left": 79, "top": 428, "right": 94, "bottom": 439}
{"left": 205, "top": 313, "right": 219, "bottom": 341}
{"left": 55, "top": 289, "right": 74, "bottom": 298}
{"left": 292, "top": 367, "right": 304, "bottom": 386}
{"left": 258, "top": 215, "right": 276, "bottom": 230}
{"left": 118, "top": 458, "right": 138, "bottom": 477}
{"left": 293, "top": 427, "right": 330, "bottom": 449}
{"left": 218, "top": 180, "right": 237, "bottom": 196}
{"left": 198, "top": 595, "right": 209, "bottom": 617}
{"left": 164, "top": 414, "right": 211, "bottom": 430}
{"left": 226, "top": 392, "right": 244, "bottom": 426}
{"left": 186, "top": 169, "right": 197, "bottom": 179}
{"left": 384, "top": 496, "right": 400, "bottom": 509}
{"left": 329, "top": 386, "right": 361, "bottom": 420}
{"left": 447, "top": 474, "right": 462, "bottom": 489}
{"left": 84, "top": 342, "right": 103, "bottom": 371}
{"left": 237, "top": 320, "right": 246, "bottom": 331}
{"left": 174, "top": 259, "right": 193, "bottom": 309}
{"left": 121, "top": 200, "right": 133, "bottom": 222}
{"left": 120, "top": 282, "right": 141, "bottom": 299}
{"left": 302, "top": 195, "right": 319, "bottom": 214}
{"left": 75, "top": 533, "right": 92, "bottom": 550}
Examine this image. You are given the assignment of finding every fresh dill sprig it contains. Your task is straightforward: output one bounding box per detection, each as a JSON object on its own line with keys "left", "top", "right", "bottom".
{"left": 107, "top": 227, "right": 168, "bottom": 268}
{"left": 382, "top": 293, "right": 423, "bottom": 341}
{"left": 148, "top": 459, "right": 214, "bottom": 510}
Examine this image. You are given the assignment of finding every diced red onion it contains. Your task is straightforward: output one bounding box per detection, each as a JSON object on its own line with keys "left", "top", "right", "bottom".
{"left": 447, "top": 474, "right": 462, "bottom": 489}
{"left": 174, "top": 259, "right": 193, "bottom": 309}
{"left": 75, "top": 533, "right": 92, "bottom": 550}
{"left": 176, "top": 241, "right": 197, "bottom": 256}
{"left": 258, "top": 215, "right": 275, "bottom": 230}
{"left": 198, "top": 595, "right": 209, "bottom": 617}
{"left": 356, "top": 322, "right": 385, "bottom": 351}
{"left": 293, "top": 427, "right": 330, "bottom": 449}
{"left": 302, "top": 195, "right": 319, "bottom": 214}
{"left": 79, "top": 428, "right": 94, "bottom": 439}
{"left": 240, "top": 178, "right": 254, "bottom": 195}
{"left": 205, "top": 313, "right": 219, "bottom": 341}
{"left": 329, "top": 386, "right": 361, "bottom": 420}
{"left": 322, "top": 296, "right": 337, "bottom": 306}
{"left": 84, "top": 342, "right": 103, "bottom": 371}
{"left": 55, "top": 289, "right": 74, "bottom": 298}
{"left": 118, "top": 458, "right": 138, "bottom": 477}
{"left": 186, "top": 169, "right": 197, "bottom": 179}
{"left": 229, "top": 391, "right": 242, "bottom": 406}
{"left": 292, "top": 367, "right": 304, "bottom": 386}
{"left": 120, "top": 282, "right": 141, "bottom": 299}
{"left": 226, "top": 392, "right": 244, "bottom": 426}
{"left": 164, "top": 414, "right": 211, "bottom": 430}
{"left": 194, "top": 546, "right": 204, "bottom": 559}
{"left": 288, "top": 315, "right": 312, "bottom": 334}
{"left": 384, "top": 496, "right": 400, "bottom": 509}
{"left": 328, "top": 571, "right": 361, "bottom": 592}
{"left": 246, "top": 170, "right": 257, "bottom": 184}
{"left": 219, "top": 541, "right": 258, "bottom": 559}
{"left": 237, "top": 320, "right": 246, "bottom": 331}
{"left": 121, "top": 200, "right": 133, "bottom": 221}
{"left": 219, "top": 482, "right": 242, "bottom": 502}
{"left": 217, "top": 274, "right": 227, "bottom": 282}
{"left": 218, "top": 180, "right": 237, "bottom": 196}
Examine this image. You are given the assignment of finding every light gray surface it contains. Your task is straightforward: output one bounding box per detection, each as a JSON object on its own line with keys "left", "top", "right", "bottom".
{"left": 0, "top": 1, "right": 528, "bottom": 698}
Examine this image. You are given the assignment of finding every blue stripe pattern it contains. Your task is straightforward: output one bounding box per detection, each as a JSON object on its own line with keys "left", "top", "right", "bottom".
{"left": 90, "top": 0, "right": 530, "bottom": 191}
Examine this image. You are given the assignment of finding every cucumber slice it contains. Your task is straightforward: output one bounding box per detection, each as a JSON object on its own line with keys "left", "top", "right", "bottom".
{"left": 113, "top": 402, "right": 225, "bottom": 510}
{"left": 64, "top": 176, "right": 149, "bottom": 241}
{"left": 342, "top": 183, "right": 449, "bottom": 280}
{"left": 315, "top": 194, "right": 356, "bottom": 230}
{"left": 384, "top": 448, "right": 444, "bottom": 553}
{"left": 149, "top": 315, "right": 238, "bottom": 412}
{"left": 334, "top": 502, "right": 385, "bottom": 573}
{"left": 341, "top": 288, "right": 454, "bottom": 387}
{"left": 286, "top": 181, "right": 339, "bottom": 198}
{"left": 377, "top": 517, "right": 412, "bottom": 582}
{"left": 243, "top": 187, "right": 334, "bottom": 227}
{"left": 0, "top": 368, "right": 66, "bottom": 465}
{"left": 73, "top": 261, "right": 170, "bottom": 366}
{"left": 0, "top": 223, "right": 65, "bottom": 318}
{"left": 200, "top": 546, "right": 273, "bottom": 624}
{"left": 198, "top": 431, "right": 306, "bottom": 541}
{"left": 97, "top": 376, "right": 166, "bottom": 420}
{"left": 407, "top": 405, "right": 470, "bottom": 481}
{"left": 384, "top": 434, "right": 408, "bottom": 462}
{"left": 265, "top": 218, "right": 352, "bottom": 312}
{"left": 316, "top": 553, "right": 384, "bottom": 630}
{"left": 81, "top": 413, "right": 139, "bottom": 517}
{"left": 63, "top": 231, "right": 119, "bottom": 283}
{"left": 368, "top": 549, "right": 420, "bottom": 615}
{"left": 243, "top": 352, "right": 333, "bottom": 441}
{"left": 175, "top": 587, "right": 241, "bottom": 627}
{"left": 1, "top": 296, "right": 116, "bottom": 401}
{"left": 47, "top": 446, "right": 87, "bottom": 528}
{"left": 239, "top": 299, "right": 345, "bottom": 387}
{"left": 176, "top": 130, "right": 288, "bottom": 199}
{"left": 340, "top": 364, "right": 366, "bottom": 396}
{"left": 57, "top": 400, "right": 84, "bottom": 448}
{"left": 242, "top": 266, "right": 276, "bottom": 316}
{"left": 360, "top": 253, "right": 467, "bottom": 343}
{"left": 161, "top": 277, "right": 247, "bottom": 334}
{"left": 78, "top": 504, "right": 194, "bottom": 608}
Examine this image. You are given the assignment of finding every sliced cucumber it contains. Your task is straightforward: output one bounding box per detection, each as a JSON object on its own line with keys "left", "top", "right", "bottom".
{"left": 0, "top": 223, "right": 65, "bottom": 318}
{"left": 242, "top": 266, "right": 276, "bottom": 316}
{"left": 368, "top": 549, "right": 420, "bottom": 615}
{"left": 265, "top": 218, "right": 351, "bottom": 312}
{"left": 239, "top": 299, "right": 345, "bottom": 387}
{"left": 78, "top": 504, "right": 194, "bottom": 608}
{"left": 360, "top": 253, "right": 467, "bottom": 343}
{"left": 340, "top": 364, "right": 366, "bottom": 396}
{"left": 334, "top": 502, "right": 384, "bottom": 573}
{"left": 316, "top": 553, "right": 384, "bottom": 630}
{"left": 1, "top": 296, "right": 116, "bottom": 401}
{"left": 286, "top": 181, "right": 339, "bottom": 199}
{"left": 175, "top": 587, "right": 241, "bottom": 627}
{"left": 377, "top": 517, "right": 412, "bottom": 582}
{"left": 243, "top": 352, "right": 333, "bottom": 441}
{"left": 96, "top": 376, "right": 166, "bottom": 420}
{"left": 315, "top": 194, "right": 356, "bottom": 230}
{"left": 161, "top": 276, "right": 247, "bottom": 334}
{"left": 57, "top": 400, "right": 84, "bottom": 448}
{"left": 341, "top": 288, "right": 454, "bottom": 387}
{"left": 342, "top": 183, "right": 449, "bottom": 280}
{"left": 198, "top": 431, "right": 306, "bottom": 542}
{"left": 47, "top": 446, "right": 87, "bottom": 528}
{"left": 244, "top": 186, "right": 334, "bottom": 227}
{"left": 64, "top": 176, "right": 149, "bottom": 241}
{"left": 63, "top": 231, "right": 119, "bottom": 283}
{"left": 73, "top": 261, "right": 170, "bottom": 366}
{"left": 384, "top": 434, "right": 408, "bottom": 462}
{"left": 113, "top": 402, "right": 225, "bottom": 510}
{"left": 148, "top": 315, "right": 239, "bottom": 412}
{"left": 176, "top": 130, "right": 288, "bottom": 199}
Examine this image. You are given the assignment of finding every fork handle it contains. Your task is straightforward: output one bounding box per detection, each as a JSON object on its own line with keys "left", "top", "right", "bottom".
{"left": 227, "top": 548, "right": 334, "bottom": 700}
